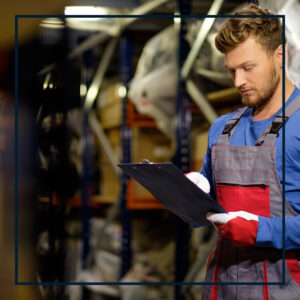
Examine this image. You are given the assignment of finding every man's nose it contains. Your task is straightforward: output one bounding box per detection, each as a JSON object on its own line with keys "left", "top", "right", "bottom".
{"left": 234, "top": 69, "right": 246, "bottom": 88}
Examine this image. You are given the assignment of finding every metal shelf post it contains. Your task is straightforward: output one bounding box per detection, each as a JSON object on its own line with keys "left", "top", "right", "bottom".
{"left": 175, "top": 1, "right": 192, "bottom": 299}
{"left": 81, "top": 47, "right": 95, "bottom": 300}
{"left": 119, "top": 31, "right": 133, "bottom": 277}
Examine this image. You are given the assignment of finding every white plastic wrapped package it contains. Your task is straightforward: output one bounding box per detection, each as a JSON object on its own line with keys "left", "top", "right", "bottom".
{"left": 186, "top": 19, "right": 233, "bottom": 87}
{"left": 128, "top": 25, "right": 178, "bottom": 138}
{"left": 278, "top": 0, "right": 300, "bottom": 87}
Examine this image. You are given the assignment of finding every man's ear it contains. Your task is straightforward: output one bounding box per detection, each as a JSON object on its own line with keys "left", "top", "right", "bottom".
{"left": 275, "top": 44, "right": 288, "bottom": 68}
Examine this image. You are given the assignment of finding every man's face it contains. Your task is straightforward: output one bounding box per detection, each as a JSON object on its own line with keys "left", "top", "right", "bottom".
{"left": 224, "top": 37, "right": 280, "bottom": 109}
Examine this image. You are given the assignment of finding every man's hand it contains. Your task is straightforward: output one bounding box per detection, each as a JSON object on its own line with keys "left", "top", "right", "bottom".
{"left": 206, "top": 211, "right": 259, "bottom": 247}
{"left": 185, "top": 172, "right": 210, "bottom": 193}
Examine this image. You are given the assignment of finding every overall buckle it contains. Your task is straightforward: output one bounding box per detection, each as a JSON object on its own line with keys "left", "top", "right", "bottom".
{"left": 222, "top": 119, "right": 239, "bottom": 136}
{"left": 267, "top": 116, "right": 289, "bottom": 136}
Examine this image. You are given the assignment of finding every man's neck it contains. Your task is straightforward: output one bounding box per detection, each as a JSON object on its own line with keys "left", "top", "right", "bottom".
{"left": 252, "top": 77, "right": 295, "bottom": 121}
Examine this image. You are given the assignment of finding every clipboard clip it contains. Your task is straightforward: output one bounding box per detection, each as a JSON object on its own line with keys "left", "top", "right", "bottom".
{"left": 142, "top": 159, "right": 151, "bottom": 164}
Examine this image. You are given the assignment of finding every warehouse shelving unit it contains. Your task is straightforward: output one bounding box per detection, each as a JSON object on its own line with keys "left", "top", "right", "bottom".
{"left": 34, "top": 1, "right": 246, "bottom": 299}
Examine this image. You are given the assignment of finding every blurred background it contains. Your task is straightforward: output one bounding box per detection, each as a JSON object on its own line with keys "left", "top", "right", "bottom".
{"left": 1, "top": 0, "right": 299, "bottom": 299}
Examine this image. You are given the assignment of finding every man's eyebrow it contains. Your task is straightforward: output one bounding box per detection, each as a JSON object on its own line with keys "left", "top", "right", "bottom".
{"left": 224, "top": 61, "right": 256, "bottom": 70}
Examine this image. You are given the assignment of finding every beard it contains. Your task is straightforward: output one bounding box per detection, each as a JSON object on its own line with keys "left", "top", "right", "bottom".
{"left": 241, "top": 62, "right": 280, "bottom": 109}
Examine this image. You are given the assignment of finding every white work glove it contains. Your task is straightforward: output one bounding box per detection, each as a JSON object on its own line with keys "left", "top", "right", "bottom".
{"left": 206, "top": 211, "right": 259, "bottom": 224}
{"left": 185, "top": 172, "right": 210, "bottom": 194}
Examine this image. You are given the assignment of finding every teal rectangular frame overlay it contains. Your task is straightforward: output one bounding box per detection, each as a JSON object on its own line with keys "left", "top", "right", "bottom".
{"left": 15, "top": 13, "right": 286, "bottom": 285}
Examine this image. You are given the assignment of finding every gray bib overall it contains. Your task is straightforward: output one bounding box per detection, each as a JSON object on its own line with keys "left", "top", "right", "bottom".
{"left": 202, "top": 96, "right": 300, "bottom": 300}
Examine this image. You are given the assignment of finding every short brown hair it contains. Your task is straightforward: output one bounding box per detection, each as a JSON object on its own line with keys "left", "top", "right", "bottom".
{"left": 215, "top": 4, "right": 284, "bottom": 55}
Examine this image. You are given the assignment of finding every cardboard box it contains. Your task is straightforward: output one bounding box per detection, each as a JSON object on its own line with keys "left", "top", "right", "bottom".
{"left": 99, "top": 127, "right": 172, "bottom": 202}
{"left": 98, "top": 129, "right": 121, "bottom": 202}
{"left": 190, "top": 126, "right": 209, "bottom": 172}
{"left": 98, "top": 83, "right": 122, "bottom": 129}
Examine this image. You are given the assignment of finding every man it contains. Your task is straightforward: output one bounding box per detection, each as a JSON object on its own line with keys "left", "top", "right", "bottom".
{"left": 196, "top": 4, "right": 300, "bottom": 300}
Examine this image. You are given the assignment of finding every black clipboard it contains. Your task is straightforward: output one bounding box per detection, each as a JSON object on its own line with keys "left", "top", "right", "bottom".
{"left": 118, "top": 161, "right": 226, "bottom": 226}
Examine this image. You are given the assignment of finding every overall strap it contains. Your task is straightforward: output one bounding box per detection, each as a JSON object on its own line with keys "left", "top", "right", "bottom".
{"left": 255, "top": 95, "right": 300, "bottom": 146}
{"left": 217, "top": 107, "right": 248, "bottom": 145}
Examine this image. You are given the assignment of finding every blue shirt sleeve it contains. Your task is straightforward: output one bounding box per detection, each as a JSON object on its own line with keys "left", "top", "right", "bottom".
{"left": 256, "top": 216, "right": 300, "bottom": 250}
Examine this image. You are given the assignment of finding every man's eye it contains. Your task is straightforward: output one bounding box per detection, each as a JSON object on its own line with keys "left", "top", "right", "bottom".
{"left": 244, "top": 66, "right": 254, "bottom": 71}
